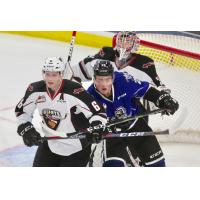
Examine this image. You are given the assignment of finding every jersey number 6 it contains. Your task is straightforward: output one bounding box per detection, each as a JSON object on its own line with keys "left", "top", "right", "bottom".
{"left": 91, "top": 101, "right": 101, "bottom": 111}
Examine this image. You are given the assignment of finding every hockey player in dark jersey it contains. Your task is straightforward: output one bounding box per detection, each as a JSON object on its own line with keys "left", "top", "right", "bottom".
{"left": 15, "top": 57, "right": 107, "bottom": 167}
{"left": 71, "top": 31, "right": 170, "bottom": 93}
{"left": 87, "top": 60, "right": 179, "bottom": 167}
{"left": 70, "top": 31, "right": 171, "bottom": 120}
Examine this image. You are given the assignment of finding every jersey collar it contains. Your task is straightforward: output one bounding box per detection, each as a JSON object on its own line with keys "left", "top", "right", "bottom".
{"left": 94, "top": 84, "right": 115, "bottom": 103}
{"left": 46, "top": 80, "right": 64, "bottom": 100}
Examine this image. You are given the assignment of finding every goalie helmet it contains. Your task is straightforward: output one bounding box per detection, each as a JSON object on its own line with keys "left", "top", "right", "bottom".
{"left": 93, "top": 60, "right": 114, "bottom": 77}
{"left": 115, "top": 31, "right": 140, "bottom": 60}
{"left": 42, "top": 57, "right": 65, "bottom": 74}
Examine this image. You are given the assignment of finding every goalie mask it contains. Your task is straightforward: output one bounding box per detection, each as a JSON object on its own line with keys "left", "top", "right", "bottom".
{"left": 116, "top": 31, "right": 140, "bottom": 60}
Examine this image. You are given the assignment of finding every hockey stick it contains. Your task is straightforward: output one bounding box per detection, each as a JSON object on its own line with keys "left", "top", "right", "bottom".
{"left": 41, "top": 129, "right": 169, "bottom": 141}
{"left": 68, "top": 31, "right": 77, "bottom": 63}
{"left": 107, "top": 108, "right": 166, "bottom": 128}
{"left": 65, "top": 31, "right": 77, "bottom": 80}
{"left": 40, "top": 108, "right": 166, "bottom": 138}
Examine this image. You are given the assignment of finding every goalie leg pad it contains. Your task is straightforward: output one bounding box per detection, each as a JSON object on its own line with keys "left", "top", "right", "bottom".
{"left": 103, "top": 157, "right": 126, "bottom": 167}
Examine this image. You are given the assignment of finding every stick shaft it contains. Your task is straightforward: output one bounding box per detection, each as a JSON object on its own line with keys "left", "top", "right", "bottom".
{"left": 67, "top": 31, "right": 76, "bottom": 63}
{"left": 108, "top": 108, "right": 165, "bottom": 127}
{"left": 40, "top": 108, "right": 167, "bottom": 139}
{"left": 42, "top": 129, "right": 169, "bottom": 141}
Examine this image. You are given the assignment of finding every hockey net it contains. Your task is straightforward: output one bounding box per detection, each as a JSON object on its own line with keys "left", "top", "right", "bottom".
{"left": 136, "top": 32, "right": 200, "bottom": 144}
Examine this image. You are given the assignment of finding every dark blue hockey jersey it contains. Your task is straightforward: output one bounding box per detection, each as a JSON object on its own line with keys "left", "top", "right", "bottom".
{"left": 87, "top": 71, "right": 150, "bottom": 121}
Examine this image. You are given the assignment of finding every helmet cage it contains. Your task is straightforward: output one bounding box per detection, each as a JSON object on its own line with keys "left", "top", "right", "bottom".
{"left": 116, "top": 31, "right": 140, "bottom": 60}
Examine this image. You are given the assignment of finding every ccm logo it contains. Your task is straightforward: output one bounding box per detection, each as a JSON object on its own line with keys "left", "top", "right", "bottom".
{"left": 20, "top": 125, "right": 33, "bottom": 136}
{"left": 120, "top": 132, "right": 145, "bottom": 137}
{"left": 150, "top": 150, "right": 162, "bottom": 159}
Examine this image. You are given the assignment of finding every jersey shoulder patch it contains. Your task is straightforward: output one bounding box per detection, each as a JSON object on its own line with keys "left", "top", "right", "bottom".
{"left": 26, "top": 80, "right": 46, "bottom": 93}
{"left": 20, "top": 80, "right": 46, "bottom": 105}
{"left": 136, "top": 54, "right": 155, "bottom": 68}
{"left": 62, "top": 79, "right": 85, "bottom": 95}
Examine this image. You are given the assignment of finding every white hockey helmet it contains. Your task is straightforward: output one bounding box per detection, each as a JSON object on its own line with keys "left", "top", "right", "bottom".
{"left": 42, "top": 57, "right": 65, "bottom": 74}
{"left": 116, "top": 31, "right": 140, "bottom": 60}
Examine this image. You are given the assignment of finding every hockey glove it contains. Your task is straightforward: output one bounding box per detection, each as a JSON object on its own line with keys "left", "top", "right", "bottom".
{"left": 86, "top": 120, "right": 109, "bottom": 144}
{"left": 156, "top": 92, "right": 179, "bottom": 115}
{"left": 17, "top": 122, "right": 42, "bottom": 147}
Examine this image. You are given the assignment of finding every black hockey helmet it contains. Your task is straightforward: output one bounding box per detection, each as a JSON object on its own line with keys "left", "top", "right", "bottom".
{"left": 93, "top": 60, "right": 114, "bottom": 77}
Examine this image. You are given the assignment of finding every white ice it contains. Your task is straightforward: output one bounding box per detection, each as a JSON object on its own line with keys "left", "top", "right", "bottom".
{"left": 0, "top": 33, "right": 200, "bottom": 167}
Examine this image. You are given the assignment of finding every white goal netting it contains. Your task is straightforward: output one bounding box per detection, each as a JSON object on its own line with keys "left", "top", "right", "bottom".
{"left": 137, "top": 32, "right": 200, "bottom": 144}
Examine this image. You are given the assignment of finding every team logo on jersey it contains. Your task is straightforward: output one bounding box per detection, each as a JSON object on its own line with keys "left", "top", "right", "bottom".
{"left": 28, "top": 84, "right": 33, "bottom": 92}
{"left": 36, "top": 95, "right": 46, "bottom": 104}
{"left": 42, "top": 109, "right": 64, "bottom": 130}
{"left": 73, "top": 87, "right": 85, "bottom": 94}
{"left": 115, "top": 106, "right": 127, "bottom": 119}
{"left": 142, "top": 62, "right": 154, "bottom": 68}
{"left": 103, "top": 103, "right": 107, "bottom": 110}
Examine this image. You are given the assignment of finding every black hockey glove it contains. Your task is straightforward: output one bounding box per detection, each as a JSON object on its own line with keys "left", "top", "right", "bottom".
{"left": 17, "top": 122, "right": 42, "bottom": 147}
{"left": 156, "top": 92, "right": 179, "bottom": 115}
{"left": 86, "top": 120, "right": 108, "bottom": 144}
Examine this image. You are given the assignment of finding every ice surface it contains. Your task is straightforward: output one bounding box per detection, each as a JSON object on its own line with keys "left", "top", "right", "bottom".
{"left": 0, "top": 33, "right": 200, "bottom": 166}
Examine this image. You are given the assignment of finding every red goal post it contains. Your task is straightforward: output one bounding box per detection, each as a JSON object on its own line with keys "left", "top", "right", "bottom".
{"left": 139, "top": 37, "right": 200, "bottom": 71}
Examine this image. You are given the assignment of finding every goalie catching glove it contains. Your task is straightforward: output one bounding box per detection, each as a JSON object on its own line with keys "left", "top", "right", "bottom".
{"left": 17, "top": 122, "right": 42, "bottom": 147}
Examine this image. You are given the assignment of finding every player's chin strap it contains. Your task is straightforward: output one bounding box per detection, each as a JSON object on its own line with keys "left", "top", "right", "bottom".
{"left": 39, "top": 108, "right": 169, "bottom": 141}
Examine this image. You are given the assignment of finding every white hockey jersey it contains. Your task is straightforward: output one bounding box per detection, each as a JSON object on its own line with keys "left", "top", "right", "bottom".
{"left": 71, "top": 47, "right": 165, "bottom": 87}
{"left": 15, "top": 79, "right": 107, "bottom": 156}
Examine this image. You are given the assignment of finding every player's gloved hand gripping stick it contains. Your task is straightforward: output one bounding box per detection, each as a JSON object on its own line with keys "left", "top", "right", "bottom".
{"left": 41, "top": 108, "right": 170, "bottom": 142}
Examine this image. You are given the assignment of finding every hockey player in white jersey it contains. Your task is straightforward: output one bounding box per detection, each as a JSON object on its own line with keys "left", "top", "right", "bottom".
{"left": 15, "top": 57, "right": 107, "bottom": 167}
{"left": 71, "top": 31, "right": 170, "bottom": 92}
